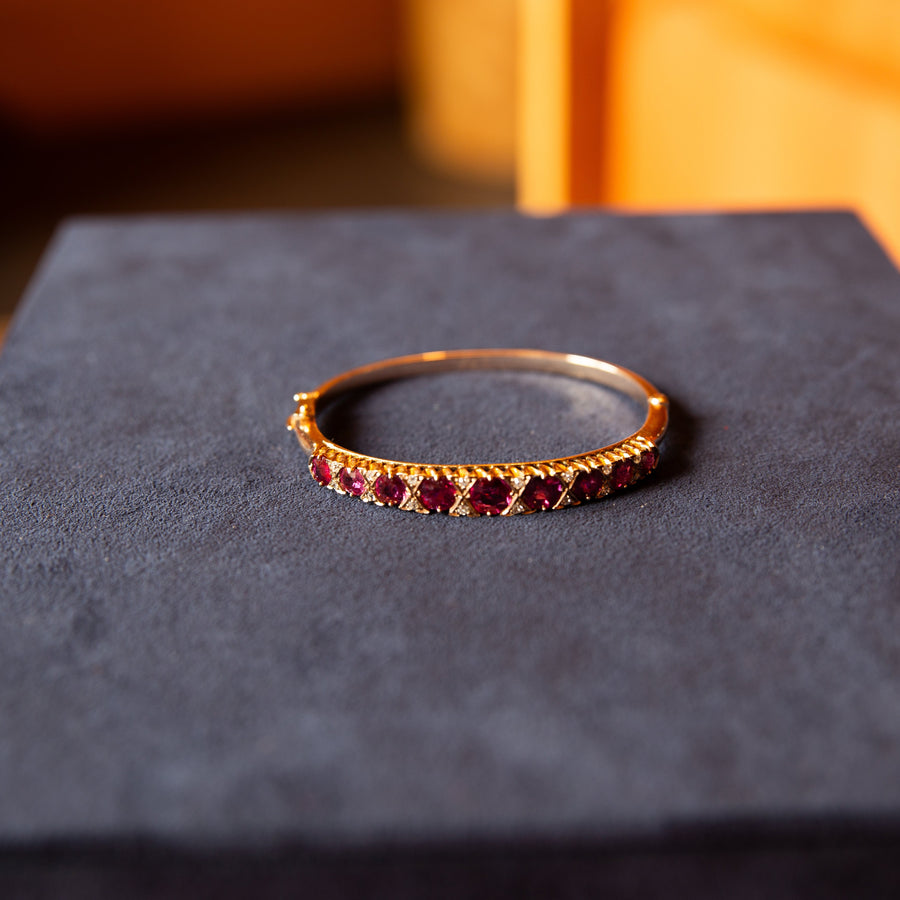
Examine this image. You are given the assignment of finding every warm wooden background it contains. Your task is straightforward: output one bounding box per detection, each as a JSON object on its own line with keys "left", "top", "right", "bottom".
{"left": 6, "top": 0, "right": 899, "bottom": 343}
{"left": 0, "top": 0, "right": 517, "bottom": 345}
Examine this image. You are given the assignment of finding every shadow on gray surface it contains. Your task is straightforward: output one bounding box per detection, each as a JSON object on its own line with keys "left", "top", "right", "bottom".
{"left": 3, "top": 817, "right": 900, "bottom": 900}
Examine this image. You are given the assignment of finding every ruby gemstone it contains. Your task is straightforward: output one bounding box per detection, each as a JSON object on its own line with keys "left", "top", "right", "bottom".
{"left": 569, "top": 469, "right": 605, "bottom": 503}
{"left": 611, "top": 459, "right": 635, "bottom": 490}
{"left": 418, "top": 476, "right": 457, "bottom": 512}
{"left": 640, "top": 446, "right": 659, "bottom": 476}
{"left": 469, "top": 477, "right": 512, "bottom": 516}
{"left": 520, "top": 476, "right": 565, "bottom": 512}
{"left": 374, "top": 473, "right": 407, "bottom": 506}
{"left": 338, "top": 466, "right": 367, "bottom": 496}
{"left": 310, "top": 456, "right": 332, "bottom": 485}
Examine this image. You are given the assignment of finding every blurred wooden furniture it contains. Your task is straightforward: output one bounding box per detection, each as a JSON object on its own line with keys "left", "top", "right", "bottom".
{"left": 518, "top": 0, "right": 900, "bottom": 262}
{"left": 405, "top": 0, "right": 516, "bottom": 184}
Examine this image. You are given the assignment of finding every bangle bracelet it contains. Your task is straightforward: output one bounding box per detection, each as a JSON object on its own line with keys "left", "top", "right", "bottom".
{"left": 287, "top": 349, "right": 669, "bottom": 517}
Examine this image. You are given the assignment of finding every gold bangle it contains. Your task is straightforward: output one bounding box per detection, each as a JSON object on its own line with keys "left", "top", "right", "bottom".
{"left": 287, "top": 349, "right": 669, "bottom": 517}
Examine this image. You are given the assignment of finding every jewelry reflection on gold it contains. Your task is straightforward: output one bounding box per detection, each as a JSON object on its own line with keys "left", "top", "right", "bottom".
{"left": 287, "top": 349, "right": 668, "bottom": 517}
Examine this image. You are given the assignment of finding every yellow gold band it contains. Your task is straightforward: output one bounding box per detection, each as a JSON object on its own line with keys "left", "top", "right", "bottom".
{"left": 287, "top": 349, "right": 669, "bottom": 516}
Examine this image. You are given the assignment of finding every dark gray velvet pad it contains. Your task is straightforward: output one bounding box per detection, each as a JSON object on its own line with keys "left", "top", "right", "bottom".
{"left": 1, "top": 210, "right": 899, "bottom": 896}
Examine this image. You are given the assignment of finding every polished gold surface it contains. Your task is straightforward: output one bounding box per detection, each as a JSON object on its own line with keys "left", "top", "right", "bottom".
{"left": 288, "top": 349, "right": 669, "bottom": 516}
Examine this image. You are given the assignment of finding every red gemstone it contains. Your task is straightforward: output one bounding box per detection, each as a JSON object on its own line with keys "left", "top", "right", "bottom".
{"left": 418, "top": 476, "right": 457, "bottom": 512}
{"left": 469, "top": 477, "right": 512, "bottom": 515}
{"left": 338, "top": 466, "right": 366, "bottom": 496}
{"left": 611, "top": 459, "right": 635, "bottom": 490}
{"left": 520, "top": 476, "right": 565, "bottom": 511}
{"left": 374, "top": 473, "right": 407, "bottom": 507}
{"left": 640, "top": 446, "right": 659, "bottom": 475}
{"left": 569, "top": 469, "right": 605, "bottom": 503}
{"left": 310, "top": 456, "right": 332, "bottom": 485}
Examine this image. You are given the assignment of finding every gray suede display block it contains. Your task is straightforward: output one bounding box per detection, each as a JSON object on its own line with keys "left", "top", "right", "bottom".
{"left": 1, "top": 210, "right": 899, "bottom": 897}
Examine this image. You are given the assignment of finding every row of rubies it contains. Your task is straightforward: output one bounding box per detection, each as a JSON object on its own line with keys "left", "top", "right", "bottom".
{"left": 308, "top": 441, "right": 659, "bottom": 516}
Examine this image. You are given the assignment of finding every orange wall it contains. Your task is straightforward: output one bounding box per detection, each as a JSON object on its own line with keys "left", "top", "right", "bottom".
{"left": 518, "top": 0, "right": 900, "bottom": 262}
